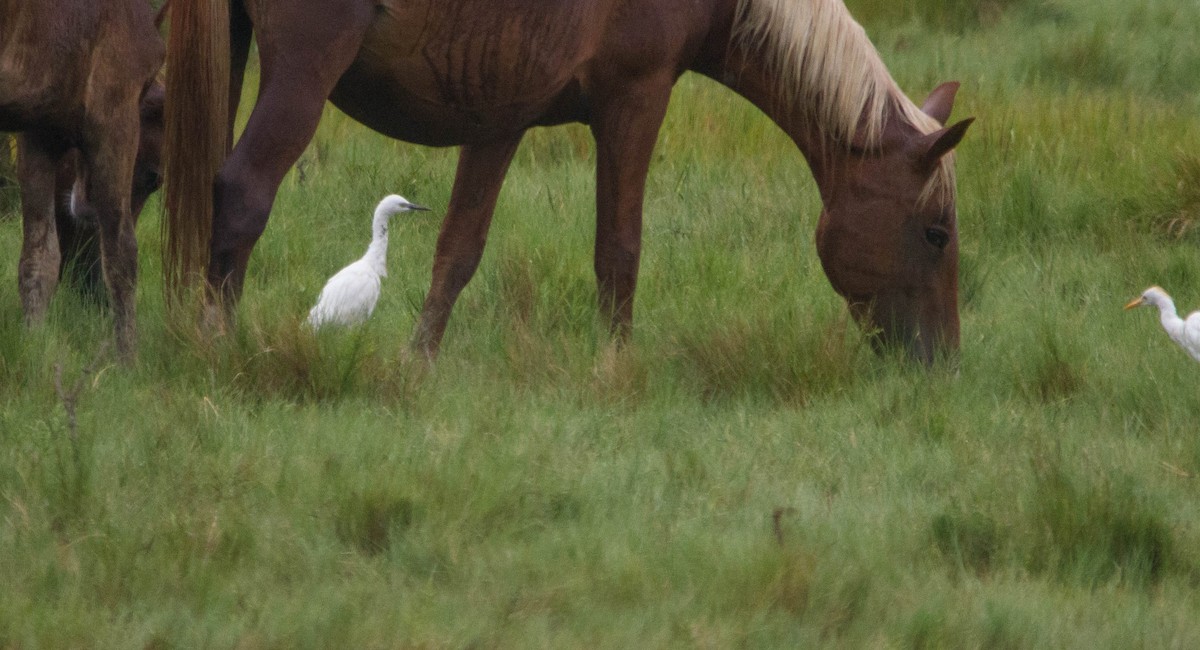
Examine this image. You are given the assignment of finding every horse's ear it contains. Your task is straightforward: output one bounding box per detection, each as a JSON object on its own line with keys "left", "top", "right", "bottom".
{"left": 914, "top": 118, "right": 974, "bottom": 172}
{"left": 921, "top": 81, "right": 961, "bottom": 125}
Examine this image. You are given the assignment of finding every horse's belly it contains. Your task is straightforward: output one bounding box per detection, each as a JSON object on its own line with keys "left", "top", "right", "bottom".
{"left": 330, "top": 66, "right": 582, "bottom": 146}
{"left": 329, "top": 0, "right": 601, "bottom": 146}
{"left": 0, "top": 67, "right": 67, "bottom": 132}
{"left": 0, "top": 45, "right": 57, "bottom": 129}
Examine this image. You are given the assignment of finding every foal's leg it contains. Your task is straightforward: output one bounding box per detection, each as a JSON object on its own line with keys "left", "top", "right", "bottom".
{"left": 16, "top": 133, "right": 64, "bottom": 325}
{"left": 588, "top": 76, "right": 674, "bottom": 339}
{"left": 207, "top": 6, "right": 374, "bottom": 307}
{"left": 55, "top": 150, "right": 107, "bottom": 304}
{"left": 412, "top": 136, "right": 524, "bottom": 358}
{"left": 85, "top": 108, "right": 142, "bottom": 361}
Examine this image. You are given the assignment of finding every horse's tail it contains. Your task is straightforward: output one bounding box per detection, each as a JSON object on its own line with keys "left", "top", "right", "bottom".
{"left": 162, "top": 0, "right": 230, "bottom": 299}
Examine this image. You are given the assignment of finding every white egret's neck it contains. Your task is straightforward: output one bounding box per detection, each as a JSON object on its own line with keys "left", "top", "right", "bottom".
{"left": 1144, "top": 289, "right": 1177, "bottom": 316}
{"left": 363, "top": 205, "right": 396, "bottom": 277}
{"left": 1159, "top": 309, "right": 1184, "bottom": 341}
{"left": 1146, "top": 290, "right": 1185, "bottom": 342}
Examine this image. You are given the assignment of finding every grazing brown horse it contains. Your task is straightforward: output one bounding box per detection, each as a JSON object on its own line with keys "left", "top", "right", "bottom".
{"left": 165, "top": 0, "right": 972, "bottom": 364}
{"left": 1, "top": 0, "right": 164, "bottom": 360}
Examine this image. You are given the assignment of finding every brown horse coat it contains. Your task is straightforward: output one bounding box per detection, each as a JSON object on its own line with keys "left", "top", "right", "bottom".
{"left": 55, "top": 74, "right": 166, "bottom": 306}
{"left": 1, "top": 0, "right": 163, "bottom": 359}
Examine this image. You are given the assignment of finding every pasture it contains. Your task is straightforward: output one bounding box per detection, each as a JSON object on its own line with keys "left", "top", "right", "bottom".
{"left": 2, "top": 0, "right": 1200, "bottom": 646}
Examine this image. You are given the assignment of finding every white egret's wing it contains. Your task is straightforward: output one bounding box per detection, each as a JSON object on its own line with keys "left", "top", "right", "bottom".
{"left": 308, "top": 261, "right": 382, "bottom": 327}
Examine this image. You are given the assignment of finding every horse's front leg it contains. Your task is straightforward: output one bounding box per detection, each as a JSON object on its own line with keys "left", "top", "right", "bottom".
{"left": 207, "top": 94, "right": 328, "bottom": 311}
{"left": 412, "top": 136, "right": 524, "bottom": 359}
{"left": 16, "top": 133, "right": 65, "bottom": 327}
{"left": 589, "top": 76, "right": 674, "bottom": 340}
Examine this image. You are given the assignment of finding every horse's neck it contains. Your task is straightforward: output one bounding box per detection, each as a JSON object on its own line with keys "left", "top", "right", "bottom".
{"left": 704, "top": 48, "right": 867, "bottom": 193}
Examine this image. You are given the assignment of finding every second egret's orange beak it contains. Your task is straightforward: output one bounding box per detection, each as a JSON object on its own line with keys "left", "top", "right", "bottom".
{"left": 1124, "top": 296, "right": 1145, "bottom": 310}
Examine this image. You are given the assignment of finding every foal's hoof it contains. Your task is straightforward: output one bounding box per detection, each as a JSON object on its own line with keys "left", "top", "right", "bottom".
{"left": 400, "top": 343, "right": 437, "bottom": 367}
{"left": 114, "top": 323, "right": 138, "bottom": 366}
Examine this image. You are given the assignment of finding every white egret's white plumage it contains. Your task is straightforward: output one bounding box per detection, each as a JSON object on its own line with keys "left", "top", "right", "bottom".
{"left": 308, "top": 194, "right": 429, "bottom": 328}
{"left": 1125, "top": 285, "right": 1200, "bottom": 362}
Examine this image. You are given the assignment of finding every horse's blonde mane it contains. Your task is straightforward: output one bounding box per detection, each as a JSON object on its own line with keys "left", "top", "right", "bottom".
{"left": 733, "top": 0, "right": 955, "bottom": 204}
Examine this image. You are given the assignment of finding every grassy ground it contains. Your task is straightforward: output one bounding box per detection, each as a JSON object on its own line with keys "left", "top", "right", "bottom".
{"left": 3, "top": 0, "right": 1200, "bottom": 646}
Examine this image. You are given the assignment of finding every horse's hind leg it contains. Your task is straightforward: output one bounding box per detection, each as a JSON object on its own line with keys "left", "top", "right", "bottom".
{"left": 412, "top": 136, "right": 524, "bottom": 358}
{"left": 589, "top": 77, "right": 674, "bottom": 340}
{"left": 16, "top": 133, "right": 65, "bottom": 325}
{"left": 207, "top": 7, "right": 374, "bottom": 307}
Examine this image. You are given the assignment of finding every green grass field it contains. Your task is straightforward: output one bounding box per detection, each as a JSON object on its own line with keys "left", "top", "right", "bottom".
{"left": 3, "top": 0, "right": 1200, "bottom": 646}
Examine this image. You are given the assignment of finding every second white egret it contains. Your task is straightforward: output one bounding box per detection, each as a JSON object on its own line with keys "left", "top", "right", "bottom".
{"left": 308, "top": 194, "right": 429, "bottom": 328}
{"left": 1124, "top": 285, "right": 1200, "bottom": 362}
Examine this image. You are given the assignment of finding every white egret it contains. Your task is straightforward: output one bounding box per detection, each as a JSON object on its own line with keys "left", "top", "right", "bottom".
{"left": 308, "top": 194, "right": 429, "bottom": 328}
{"left": 1124, "top": 285, "right": 1200, "bottom": 362}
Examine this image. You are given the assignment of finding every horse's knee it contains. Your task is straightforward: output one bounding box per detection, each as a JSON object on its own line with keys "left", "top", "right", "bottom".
{"left": 212, "top": 170, "right": 271, "bottom": 254}
{"left": 88, "top": 201, "right": 137, "bottom": 270}
{"left": 207, "top": 170, "right": 274, "bottom": 298}
{"left": 439, "top": 252, "right": 485, "bottom": 294}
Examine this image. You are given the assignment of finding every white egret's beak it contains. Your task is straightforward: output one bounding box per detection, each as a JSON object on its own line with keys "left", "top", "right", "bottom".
{"left": 1124, "top": 296, "right": 1145, "bottom": 310}
{"left": 405, "top": 202, "right": 431, "bottom": 212}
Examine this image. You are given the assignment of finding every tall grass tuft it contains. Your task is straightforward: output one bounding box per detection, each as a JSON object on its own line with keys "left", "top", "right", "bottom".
{"left": 163, "top": 304, "right": 425, "bottom": 405}
{"left": 335, "top": 486, "right": 417, "bottom": 555}
{"left": 1014, "top": 324, "right": 1084, "bottom": 404}
{"left": 1137, "top": 151, "right": 1200, "bottom": 242}
{"left": 1026, "top": 452, "right": 1179, "bottom": 587}
{"left": 931, "top": 509, "right": 1002, "bottom": 577}
{"left": 38, "top": 389, "right": 94, "bottom": 534}
{"left": 1032, "top": 24, "right": 1128, "bottom": 89}
{"left": 671, "top": 308, "right": 868, "bottom": 405}
{"left": 35, "top": 347, "right": 112, "bottom": 535}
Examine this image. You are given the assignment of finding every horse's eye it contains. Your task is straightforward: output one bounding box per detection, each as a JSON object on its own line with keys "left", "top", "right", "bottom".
{"left": 924, "top": 227, "right": 949, "bottom": 249}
